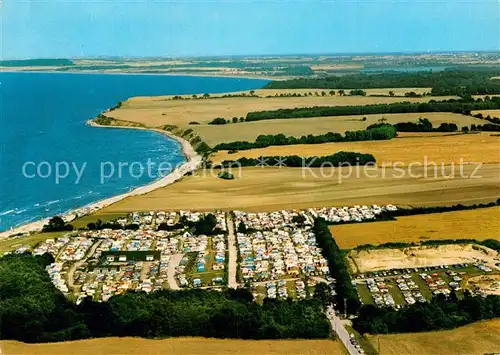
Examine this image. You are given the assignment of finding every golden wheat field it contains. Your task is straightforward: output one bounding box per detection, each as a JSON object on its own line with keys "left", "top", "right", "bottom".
{"left": 331, "top": 207, "right": 500, "bottom": 249}
{"left": 195, "top": 112, "right": 481, "bottom": 145}
{"left": 212, "top": 132, "right": 500, "bottom": 165}
{"left": 106, "top": 92, "right": 455, "bottom": 128}
{"left": 471, "top": 109, "right": 500, "bottom": 118}
{"left": 368, "top": 319, "right": 500, "bottom": 355}
{"left": 93, "top": 164, "right": 500, "bottom": 215}
{"left": 0, "top": 338, "right": 344, "bottom": 355}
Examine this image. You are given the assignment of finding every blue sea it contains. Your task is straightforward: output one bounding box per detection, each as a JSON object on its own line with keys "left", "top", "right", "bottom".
{"left": 0, "top": 72, "right": 268, "bottom": 231}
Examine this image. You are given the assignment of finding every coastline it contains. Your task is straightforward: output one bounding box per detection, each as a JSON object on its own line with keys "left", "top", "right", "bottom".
{"left": 0, "top": 122, "right": 202, "bottom": 240}
{"left": 0, "top": 68, "right": 280, "bottom": 81}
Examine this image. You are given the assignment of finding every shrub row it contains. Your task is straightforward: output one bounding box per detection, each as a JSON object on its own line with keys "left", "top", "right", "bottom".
{"left": 220, "top": 151, "right": 376, "bottom": 168}
{"left": 314, "top": 218, "right": 361, "bottom": 314}
{"left": 214, "top": 125, "right": 397, "bottom": 151}
{"left": 244, "top": 97, "right": 500, "bottom": 122}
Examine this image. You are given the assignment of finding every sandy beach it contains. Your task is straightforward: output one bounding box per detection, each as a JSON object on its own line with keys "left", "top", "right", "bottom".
{"left": 0, "top": 122, "right": 202, "bottom": 240}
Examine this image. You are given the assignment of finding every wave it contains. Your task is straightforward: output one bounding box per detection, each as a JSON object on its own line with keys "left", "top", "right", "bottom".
{"left": 0, "top": 209, "right": 16, "bottom": 216}
{"left": 46, "top": 199, "right": 60, "bottom": 206}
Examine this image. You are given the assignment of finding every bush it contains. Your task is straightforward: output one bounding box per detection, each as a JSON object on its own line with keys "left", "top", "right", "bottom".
{"left": 218, "top": 171, "right": 234, "bottom": 180}
{"left": 209, "top": 117, "right": 228, "bottom": 125}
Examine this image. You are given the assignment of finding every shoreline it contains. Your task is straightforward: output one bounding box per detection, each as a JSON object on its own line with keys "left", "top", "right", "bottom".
{"left": 0, "top": 68, "right": 279, "bottom": 81}
{"left": 0, "top": 122, "right": 202, "bottom": 240}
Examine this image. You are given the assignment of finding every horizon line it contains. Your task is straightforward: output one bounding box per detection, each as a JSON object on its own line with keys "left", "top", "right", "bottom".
{"left": 2, "top": 49, "right": 500, "bottom": 61}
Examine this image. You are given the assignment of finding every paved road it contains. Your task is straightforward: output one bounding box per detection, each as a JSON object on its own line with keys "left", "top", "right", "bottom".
{"left": 167, "top": 254, "right": 183, "bottom": 290}
{"left": 67, "top": 239, "right": 103, "bottom": 292}
{"left": 226, "top": 213, "right": 238, "bottom": 289}
{"left": 326, "top": 306, "right": 363, "bottom": 355}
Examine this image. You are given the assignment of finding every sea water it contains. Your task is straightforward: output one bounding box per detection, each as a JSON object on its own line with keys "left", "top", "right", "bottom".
{"left": 0, "top": 72, "right": 268, "bottom": 231}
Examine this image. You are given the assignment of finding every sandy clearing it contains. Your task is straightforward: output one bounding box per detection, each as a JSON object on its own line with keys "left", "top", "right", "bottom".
{"left": 347, "top": 244, "right": 499, "bottom": 274}
{"left": 465, "top": 274, "right": 500, "bottom": 295}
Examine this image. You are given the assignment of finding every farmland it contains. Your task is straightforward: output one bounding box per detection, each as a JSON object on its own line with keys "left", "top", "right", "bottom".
{"left": 0, "top": 231, "right": 68, "bottom": 254}
{"left": 0, "top": 338, "right": 345, "bottom": 355}
{"left": 94, "top": 164, "right": 500, "bottom": 215}
{"left": 472, "top": 108, "right": 500, "bottom": 117}
{"left": 106, "top": 91, "right": 454, "bottom": 129}
{"left": 331, "top": 206, "right": 500, "bottom": 249}
{"left": 212, "top": 132, "right": 500, "bottom": 165}
{"left": 367, "top": 319, "right": 500, "bottom": 355}
{"left": 196, "top": 112, "right": 481, "bottom": 146}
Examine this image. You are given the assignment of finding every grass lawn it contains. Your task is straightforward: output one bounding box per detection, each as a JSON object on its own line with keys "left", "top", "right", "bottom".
{"left": 356, "top": 283, "right": 374, "bottom": 305}
{"left": 331, "top": 206, "right": 500, "bottom": 249}
{"left": 71, "top": 212, "right": 127, "bottom": 229}
{"left": 188, "top": 270, "right": 224, "bottom": 286}
{"left": 344, "top": 325, "right": 378, "bottom": 355}
{"left": 0, "top": 231, "right": 68, "bottom": 254}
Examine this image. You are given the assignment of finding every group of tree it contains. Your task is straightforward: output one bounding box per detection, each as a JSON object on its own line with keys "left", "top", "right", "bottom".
{"left": 219, "top": 151, "right": 376, "bottom": 168}
{"left": 158, "top": 213, "right": 221, "bottom": 235}
{"left": 244, "top": 97, "right": 500, "bottom": 122}
{"left": 263, "top": 68, "right": 500, "bottom": 96}
{"left": 313, "top": 218, "right": 361, "bottom": 314}
{"left": 374, "top": 118, "right": 459, "bottom": 132}
{"left": 353, "top": 292, "right": 500, "bottom": 334}
{"left": 87, "top": 219, "right": 139, "bottom": 231}
{"left": 214, "top": 125, "right": 397, "bottom": 151}
{"left": 0, "top": 253, "right": 330, "bottom": 343}
{"left": 42, "top": 216, "right": 74, "bottom": 232}
{"left": 208, "top": 117, "right": 246, "bottom": 125}
{"left": 93, "top": 114, "right": 115, "bottom": 125}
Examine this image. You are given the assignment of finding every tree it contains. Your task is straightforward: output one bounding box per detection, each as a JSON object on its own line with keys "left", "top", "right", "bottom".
{"left": 237, "top": 222, "right": 247, "bottom": 234}
{"left": 329, "top": 90, "right": 335, "bottom": 96}
{"left": 42, "top": 216, "right": 73, "bottom": 232}
{"left": 321, "top": 91, "right": 326, "bottom": 97}
{"left": 209, "top": 117, "right": 228, "bottom": 125}
{"left": 250, "top": 90, "right": 255, "bottom": 96}
{"left": 338, "top": 89, "right": 345, "bottom": 96}
{"left": 314, "top": 283, "right": 332, "bottom": 307}
{"left": 232, "top": 117, "right": 238, "bottom": 123}
{"left": 192, "top": 94, "right": 198, "bottom": 99}
{"left": 203, "top": 93, "right": 210, "bottom": 99}
{"left": 462, "top": 126, "right": 469, "bottom": 133}
{"left": 389, "top": 91, "right": 395, "bottom": 97}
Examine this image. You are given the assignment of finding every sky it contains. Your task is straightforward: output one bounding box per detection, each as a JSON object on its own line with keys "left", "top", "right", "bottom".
{"left": 1, "top": 0, "right": 499, "bottom": 59}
